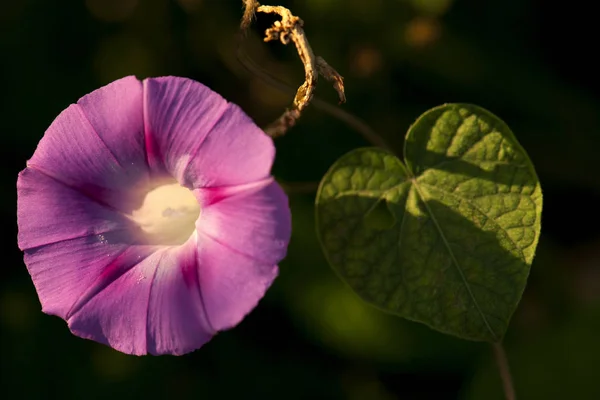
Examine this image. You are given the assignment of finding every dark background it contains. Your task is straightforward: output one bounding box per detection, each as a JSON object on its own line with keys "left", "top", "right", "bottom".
{"left": 2, "top": 0, "right": 600, "bottom": 399}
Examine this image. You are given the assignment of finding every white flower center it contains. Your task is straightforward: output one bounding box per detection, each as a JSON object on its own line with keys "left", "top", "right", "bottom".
{"left": 130, "top": 182, "right": 200, "bottom": 246}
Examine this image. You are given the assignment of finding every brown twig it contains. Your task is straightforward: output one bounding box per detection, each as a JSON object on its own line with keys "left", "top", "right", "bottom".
{"left": 235, "top": 45, "right": 392, "bottom": 151}
{"left": 241, "top": 0, "right": 259, "bottom": 31}
{"left": 241, "top": 2, "right": 345, "bottom": 137}
{"left": 315, "top": 56, "right": 346, "bottom": 104}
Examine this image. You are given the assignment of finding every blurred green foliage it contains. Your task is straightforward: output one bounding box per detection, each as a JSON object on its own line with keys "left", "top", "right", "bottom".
{"left": 2, "top": 0, "right": 600, "bottom": 399}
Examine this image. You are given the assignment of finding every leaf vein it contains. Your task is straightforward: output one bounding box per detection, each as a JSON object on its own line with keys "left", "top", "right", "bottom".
{"left": 412, "top": 181, "right": 499, "bottom": 341}
{"left": 419, "top": 182, "right": 529, "bottom": 259}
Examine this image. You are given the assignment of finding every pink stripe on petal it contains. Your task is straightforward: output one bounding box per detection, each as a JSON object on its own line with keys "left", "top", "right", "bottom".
{"left": 17, "top": 168, "right": 131, "bottom": 250}
{"left": 181, "top": 103, "right": 275, "bottom": 188}
{"left": 23, "top": 233, "right": 130, "bottom": 319}
{"left": 27, "top": 99, "right": 148, "bottom": 212}
{"left": 143, "top": 77, "right": 274, "bottom": 188}
{"left": 77, "top": 76, "right": 149, "bottom": 183}
{"left": 142, "top": 77, "right": 230, "bottom": 179}
{"left": 196, "top": 231, "right": 279, "bottom": 332}
{"left": 68, "top": 251, "right": 164, "bottom": 356}
{"left": 196, "top": 180, "right": 291, "bottom": 265}
{"left": 146, "top": 239, "right": 214, "bottom": 355}
{"left": 193, "top": 177, "right": 274, "bottom": 207}
{"left": 68, "top": 242, "right": 214, "bottom": 356}
{"left": 67, "top": 245, "right": 157, "bottom": 319}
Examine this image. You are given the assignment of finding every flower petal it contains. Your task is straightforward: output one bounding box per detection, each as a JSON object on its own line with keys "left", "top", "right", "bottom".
{"left": 18, "top": 167, "right": 158, "bottom": 320}
{"left": 143, "top": 77, "right": 274, "bottom": 187}
{"left": 76, "top": 75, "right": 148, "bottom": 183}
{"left": 146, "top": 240, "right": 214, "bottom": 355}
{"left": 17, "top": 168, "right": 130, "bottom": 250}
{"left": 195, "top": 179, "right": 291, "bottom": 265}
{"left": 68, "top": 241, "right": 214, "bottom": 356}
{"left": 27, "top": 76, "right": 148, "bottom": 212}
{"left": 196, "top": 232, "right": 279, "bottom": 331}
{"left": 193, "top": 180, "right": 290, "bottom": 331}
{"left": 23, "top": 235, "right": 131, "bottom": 319}
{"left": 67, "top": 250, "right": 162, "bottom": 356}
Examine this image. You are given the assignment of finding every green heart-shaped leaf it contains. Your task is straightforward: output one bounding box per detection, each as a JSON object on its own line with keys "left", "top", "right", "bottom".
{"left": 316, "top": 104, "right": 542, "bottom": 341}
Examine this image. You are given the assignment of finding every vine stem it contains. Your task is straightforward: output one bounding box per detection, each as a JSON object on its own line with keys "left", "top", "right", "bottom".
{"left": 240, "top": 1, "right": 345, "bottom": 137}
{"left": 492, "top": 342, "right": 516, "bottom": 400}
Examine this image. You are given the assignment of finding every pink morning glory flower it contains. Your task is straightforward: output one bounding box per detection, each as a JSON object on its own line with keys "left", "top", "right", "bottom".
{"left": 16, "top": 76, "right": 291, "bottom": 355}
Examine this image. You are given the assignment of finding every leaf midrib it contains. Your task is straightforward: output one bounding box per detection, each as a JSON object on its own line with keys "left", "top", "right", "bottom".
{"left": 410, "top": 179, "right": 499, "bottom": 341}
